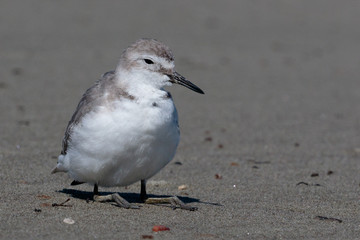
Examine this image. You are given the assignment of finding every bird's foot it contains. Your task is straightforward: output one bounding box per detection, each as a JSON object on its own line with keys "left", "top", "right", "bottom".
{"left": 94, "top": 193, "right": 140, "bottom": 209}
{"left": 144, "top": 196, "right": 197, "bottom": 211}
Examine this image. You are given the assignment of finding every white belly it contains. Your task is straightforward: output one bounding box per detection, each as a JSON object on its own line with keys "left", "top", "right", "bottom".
{"left": 59, "top": 96, "right": 179, "bottom": 187}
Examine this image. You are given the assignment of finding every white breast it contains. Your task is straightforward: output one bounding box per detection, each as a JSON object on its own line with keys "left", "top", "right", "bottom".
{"left": 61, "top": 92, "right": 179, "bottom": 187}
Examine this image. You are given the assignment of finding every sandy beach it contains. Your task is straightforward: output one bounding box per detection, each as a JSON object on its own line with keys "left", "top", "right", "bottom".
{"left": 1, "top": 1, "right": 359, "bottom": 239}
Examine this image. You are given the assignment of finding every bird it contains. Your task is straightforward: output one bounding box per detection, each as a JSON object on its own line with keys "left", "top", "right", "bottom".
{"left": 52, "top": 38, "right": 204, "bottom": 210}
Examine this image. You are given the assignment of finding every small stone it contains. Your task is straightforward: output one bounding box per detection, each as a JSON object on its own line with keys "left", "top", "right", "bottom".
{"left": 178, "top": 184, "right": 188, "bottom": 190}
{"left": 63, "top": 217, "right": 75, "bottom": 224}
{"left": 215, "top": 174, "right": 222, "bottom": 179}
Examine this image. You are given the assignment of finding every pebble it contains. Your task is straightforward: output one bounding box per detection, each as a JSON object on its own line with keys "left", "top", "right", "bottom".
{"left": 63, "top": 218, "right": 75, "bottom": 224}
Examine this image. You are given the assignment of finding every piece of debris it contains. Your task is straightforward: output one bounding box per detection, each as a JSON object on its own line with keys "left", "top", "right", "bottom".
{"left": 252, "top": 166, "right": 259, "bottom": 169}
{"left": 296, "top": 182, "right": 321, "bottom": 186}
{"left": 215, "top": 174, "right": 222, "bottom": 179}
{"left": 152, "top": 225, "right": 170, "bottom": 232}
{"left": 34, "top": 208, "right": 42, "bottom": 213}
{"left": 315, "top": 216, "right": 342, "bottom": 223}
{"left": 230, "top": 162, "right": 239, "bottom": 166}
{"left": 142, "top": 235, "right": 154, "bottom": 239}
{"left": 311, "top": 173, "right": 319, "bottom": 177}
{"left": 204, "top": 137, "right": 213, "bottom": 142}
{"left": 296, "top": 182, "right": 309, "bottom": 186}
{"left": 327, "top": 170, "right": 334, "bottom": 175}
{"left": 40, "top": 203, "right": 51, "bottom": 207}
{"left": 178, "top": 184, "right": 188, "bottom": 190}
{"left": 217, "top": 144, "right": 224, "bottom": 149}
{"left": 52, "top": 198, "right": 72, "bottom": 207}
{"left": 37, "top": 195, "right": 51, "bottom": 200}
{"left": 173, "top": 161, "right": 182, "bottom": 165}
{"left": 294, "top": 142, "right": 300, "bottom": 147}
{"left": 63, "top": 217, "right": 75, "bottom": 224}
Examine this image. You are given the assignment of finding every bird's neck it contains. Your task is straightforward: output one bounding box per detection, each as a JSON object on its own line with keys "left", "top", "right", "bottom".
{"left": 115, "top": 68, "right": 168, "bottom": 100}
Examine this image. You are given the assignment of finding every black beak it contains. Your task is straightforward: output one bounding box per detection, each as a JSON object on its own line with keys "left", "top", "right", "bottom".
{"left": 169, "top": 72, "right": 204, "bottom": 94}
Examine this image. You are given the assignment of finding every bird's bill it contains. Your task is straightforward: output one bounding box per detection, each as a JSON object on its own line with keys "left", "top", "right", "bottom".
{"left": 170, "top": 72, "right": 204, "bottom": 94}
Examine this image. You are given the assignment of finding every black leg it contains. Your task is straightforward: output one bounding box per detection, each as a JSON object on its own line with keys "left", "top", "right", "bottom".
{"left": 94, "top": 184, "right": 99, "bottom": 195}
{"left": 140, "top": 179, "right": 147, "bottom": 202}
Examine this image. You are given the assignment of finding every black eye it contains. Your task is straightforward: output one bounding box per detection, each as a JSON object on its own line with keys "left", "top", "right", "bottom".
{"left": 144, "top": 59, "right": 154, "bottom": 64}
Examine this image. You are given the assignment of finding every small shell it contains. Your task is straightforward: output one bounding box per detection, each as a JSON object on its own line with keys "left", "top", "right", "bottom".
{"left": 63, "top": 217, "right": 75, "bottom": 224}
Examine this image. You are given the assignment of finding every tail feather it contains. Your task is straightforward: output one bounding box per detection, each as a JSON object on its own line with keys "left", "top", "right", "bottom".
{"left": 51, "top": 154, "right": 68, "bottom": 174}
{"left": 70, "top": 180, "right": 85, "bottom": 186}
{"left": 51, "top": 166, "right": 66, "bottom": 174}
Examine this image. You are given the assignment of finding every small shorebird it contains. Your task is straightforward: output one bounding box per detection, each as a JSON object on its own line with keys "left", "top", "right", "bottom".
{"left": 52, "top": 38, "right": 204, "bottom": 210}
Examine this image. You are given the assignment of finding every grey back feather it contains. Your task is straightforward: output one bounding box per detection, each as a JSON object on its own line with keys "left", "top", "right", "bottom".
{"left": 61, "top": 71, "right": 122, "bottom": 155}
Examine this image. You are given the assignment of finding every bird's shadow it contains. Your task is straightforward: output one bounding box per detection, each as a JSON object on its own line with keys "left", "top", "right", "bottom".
{"left": 59, "top": 188, "right": 222, "bottom": 207}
